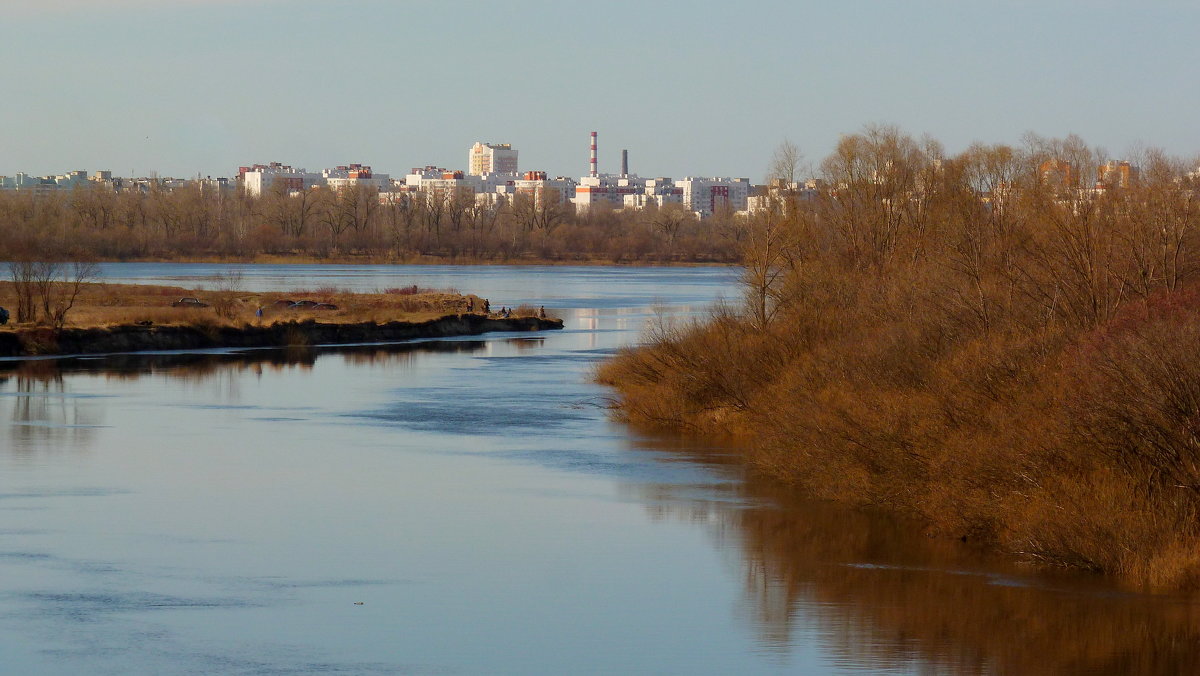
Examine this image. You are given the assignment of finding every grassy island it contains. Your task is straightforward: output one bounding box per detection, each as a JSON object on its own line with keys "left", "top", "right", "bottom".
{"left": 0, "top": 280, "right": 560, "bottom": 357}
{"left": 600, "top": 127, "right": 1200, "bottom": 589}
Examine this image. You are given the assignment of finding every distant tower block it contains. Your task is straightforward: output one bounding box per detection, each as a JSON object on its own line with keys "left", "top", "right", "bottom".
{"left": 468, "top": 142, "right": 518, "bottom": 176}
{"left": 590, "top": 131, "right": 598, "bottom": 178}
{"left": 621, "top": 149, "right": 629, "bottom": 178}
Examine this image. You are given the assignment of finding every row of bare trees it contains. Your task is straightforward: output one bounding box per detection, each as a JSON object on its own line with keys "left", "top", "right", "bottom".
{"left": 0, "top": 182, "right": 741, "bottom": 264}
{"left": 6, "top": 260, "right": 98, "bottom": 327}
{"left": 602, "top": 125, "right": 1200, "bottom": 587}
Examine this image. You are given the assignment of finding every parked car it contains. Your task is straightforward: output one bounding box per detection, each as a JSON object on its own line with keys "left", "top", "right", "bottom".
{"left": 272, "top": 299, "right": 295, "bottom": 308}
{"left": 171, "top": 297, "right": 209, "bottom": 308}
{"left": 313, "top": 303, "right": 338, "bottom": 310}
{"left": 289, "top": 300, "right": 318, "bottom": 309}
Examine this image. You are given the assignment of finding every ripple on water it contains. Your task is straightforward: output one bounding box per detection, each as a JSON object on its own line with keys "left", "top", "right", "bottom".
{"left": 22, "top": 591, "right": 263, "bottom": 621}
{"left": 349, "top": 388, "right": 594, "bottom": 435}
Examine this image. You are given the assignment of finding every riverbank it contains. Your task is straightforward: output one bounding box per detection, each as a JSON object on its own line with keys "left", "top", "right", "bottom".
{"left": 71, "top": 253, "right": 737, "bottom": 267}
{"left": 598, "top": 296, "right": 1200, "bottom": 591}
{"left": 0, "top": 314, "right": 562, "bottom": 357}
{"left": 0, "top": 280, "right": 561, "bottom": 356}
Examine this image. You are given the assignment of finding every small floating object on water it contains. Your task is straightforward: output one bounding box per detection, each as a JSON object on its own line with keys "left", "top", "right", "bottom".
{"left": 353, "top": 602, "right": 364, "bottom": 605}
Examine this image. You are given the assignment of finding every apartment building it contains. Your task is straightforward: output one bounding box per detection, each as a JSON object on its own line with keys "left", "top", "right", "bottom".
{"left": 468, "top": 142, "right": 518, "bottom": 176}
{"left": 323, "top": 163, "right": 391, "bottom": 192}
{"left": 240, "top": 162, "right": 323, "bottom": 197}
{"left": 674, "top": 177, "right": 751, "bottom": 217}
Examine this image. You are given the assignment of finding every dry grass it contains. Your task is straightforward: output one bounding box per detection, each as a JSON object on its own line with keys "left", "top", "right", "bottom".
{"left": 0, "top": 281, "right": 486, "bottom": 330}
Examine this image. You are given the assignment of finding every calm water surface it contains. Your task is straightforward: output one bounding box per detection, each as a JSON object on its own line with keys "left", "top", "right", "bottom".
{"left": 2, "top": 264, "right": 1198, "bottom": 675}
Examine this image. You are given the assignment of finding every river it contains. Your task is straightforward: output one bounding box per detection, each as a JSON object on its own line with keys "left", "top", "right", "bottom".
{"left": 1, "top": 263, "right": 1197, "bottom": 675}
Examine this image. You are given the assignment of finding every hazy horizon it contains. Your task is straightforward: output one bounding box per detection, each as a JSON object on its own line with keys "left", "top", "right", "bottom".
{"left": 4, "top": 0, "right": 1198, "bottom": 180}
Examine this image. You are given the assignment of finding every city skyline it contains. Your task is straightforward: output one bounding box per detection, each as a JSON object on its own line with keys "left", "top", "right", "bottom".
{"left": 4, "top": 1, "right": 1199, "bottom": 180}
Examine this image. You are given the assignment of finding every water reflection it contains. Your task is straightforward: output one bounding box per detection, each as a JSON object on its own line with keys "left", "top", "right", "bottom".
{"left": 4, "top": 341, "right": 1196, "bottom": 674}
{"left": 0, "top": 339, "right": 498, "bottom": 380}
{"left": 7, "top": 259, "right": 1194, "bottom": 673}
{"left": 0, "top": 363, "right": 105, "bottom": 453}
{"left": 0, "top": 339, "right": 501, "bottom": 454}
{"left": 626, "top": 433, "right": 1200, "bottom": 675}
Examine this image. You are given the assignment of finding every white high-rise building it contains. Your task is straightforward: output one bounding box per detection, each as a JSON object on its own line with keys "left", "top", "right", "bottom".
{"left": 468, "top": 142, "right": 518, "bottom": 176}
{"left": 674, "top": 177, "right": 752, "bottom": 217}
{"left": 240, "top": 162, "right": 323, "bottom": 197}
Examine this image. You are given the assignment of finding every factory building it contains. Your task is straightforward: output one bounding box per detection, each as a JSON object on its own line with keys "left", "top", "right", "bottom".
{"left": 576, "top": 132, "right": 739, "bottom": 215}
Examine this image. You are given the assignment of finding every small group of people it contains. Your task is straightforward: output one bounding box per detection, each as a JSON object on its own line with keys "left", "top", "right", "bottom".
{"left": 465, "top": 298, "right": 492, "bottom": 314}
{"left": 463, "top": 297, "right": 547, "bottom": 320}
{"left": 494, "top": 305, "right": 547, "bottom": 319}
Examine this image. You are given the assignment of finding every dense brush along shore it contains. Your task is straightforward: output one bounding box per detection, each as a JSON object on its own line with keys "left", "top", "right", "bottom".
{"left": 599, "top": 127, "right": 1200, "bottom": 590}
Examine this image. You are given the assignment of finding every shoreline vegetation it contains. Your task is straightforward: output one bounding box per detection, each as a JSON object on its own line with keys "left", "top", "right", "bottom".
{"left": 0, "top": 280, "right": 561, "bottom": 357}
{"left": 58, "top": 253, "right": 736, "bottom": 267}
{"left": 0, "top": 182, "right": 741, "bottom": 265}
{"left": 599, "top": 127, "right": 1200, "bottom": 590}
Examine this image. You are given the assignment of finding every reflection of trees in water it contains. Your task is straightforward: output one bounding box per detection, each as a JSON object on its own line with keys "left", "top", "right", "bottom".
{"left": 0, "top": 365, "right": 102, "bottom": 453}
{"left": 506, "top": 336, "right": 545, "bottom": 352}
{"left": 0, "top": 340, "right": 494, "bottom": 453}
{"left": 0, "top": 340, "right": 491, "bottom": 383}
{"left": 624, "top": 434, "right": 1200, "bottom": 675}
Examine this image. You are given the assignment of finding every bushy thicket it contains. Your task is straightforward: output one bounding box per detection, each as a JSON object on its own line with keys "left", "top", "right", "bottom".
{"left": 599, "top": 126, "right": 1200, "bottom": 587}
{"left": 0, "top": 183, "right": 740, "bottom": 264}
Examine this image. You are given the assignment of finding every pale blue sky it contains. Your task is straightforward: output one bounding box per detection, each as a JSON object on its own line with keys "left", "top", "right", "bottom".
{"left": 2, "top": 0, "right": 1197, "bottom": 180}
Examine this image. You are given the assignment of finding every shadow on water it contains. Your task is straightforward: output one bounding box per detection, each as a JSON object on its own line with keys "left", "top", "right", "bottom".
{"left": 624, "top": 432, "right": 1200, "bottom": 676}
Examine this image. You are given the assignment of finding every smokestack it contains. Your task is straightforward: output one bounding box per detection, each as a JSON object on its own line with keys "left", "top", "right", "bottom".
{"left": 621, "top": 149, "right": 628, "bottom": 178}
{"left": 590, "top": 131, "right": 598, "bottom": 178}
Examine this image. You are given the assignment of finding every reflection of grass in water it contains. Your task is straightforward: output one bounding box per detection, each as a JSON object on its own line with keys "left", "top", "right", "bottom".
{"left": 635, "top": 439, "right": 1200, "bottom": 675}
{"left": 0, "top": 339, "right": 492, "bottom": 384}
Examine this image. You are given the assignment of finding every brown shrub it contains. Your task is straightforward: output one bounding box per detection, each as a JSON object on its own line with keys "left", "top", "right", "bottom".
{"left": 599, "top": 127, "right": 1200, "bottom": 587}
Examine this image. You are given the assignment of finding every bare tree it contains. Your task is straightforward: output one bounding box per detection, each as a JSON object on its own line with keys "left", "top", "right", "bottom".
{"left": 207, "top": 269, "right": 245, "bottom": 320}
{"left": 7, "top": 258, "right": 97, "bottom": 327}
{"left": 49, "top": 260, "right": 98, "bottom": 329}
{"left": 8, "top": 260, "right": 38, "bottom": 323}
{"left": 648, "top": 202, "right": 693, "bottom": 257}
{"left": 769, "top": 138, "right": 803, "bottom": 185}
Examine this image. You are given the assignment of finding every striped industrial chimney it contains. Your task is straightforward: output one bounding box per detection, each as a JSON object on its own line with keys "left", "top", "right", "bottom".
{"left": 589, "top": 131, "right": 598, "bottom": 178}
